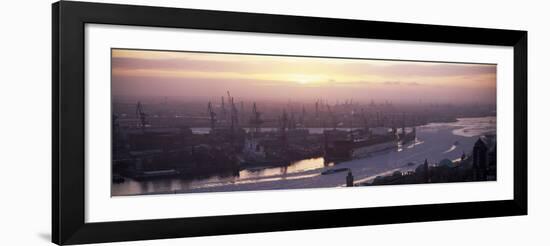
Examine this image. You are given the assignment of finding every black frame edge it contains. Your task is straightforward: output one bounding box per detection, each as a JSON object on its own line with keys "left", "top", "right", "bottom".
{"left": 52, "top": 2, "right": 60, "bottom": 245}
{"left": 52, "top": 1, "right": 528, "bottom": 245}
{"left": 63, "top": 1, "right": 526, "bottom": 46}
{"left": 55, "top": 1, "right": 87, "bottom": 245}
{"left": 513, "top": 32, "right": 528, "bottom": 215}
{"left": 63, "top": 200, "right": 524, "bottom": 245}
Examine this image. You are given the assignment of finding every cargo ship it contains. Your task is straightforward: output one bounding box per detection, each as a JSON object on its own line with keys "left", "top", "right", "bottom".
{"left": 323, "top": 127, "right": 398, "bottom": 162}
{"left": 399, "top": 127, "right": 416, "bottom": 145}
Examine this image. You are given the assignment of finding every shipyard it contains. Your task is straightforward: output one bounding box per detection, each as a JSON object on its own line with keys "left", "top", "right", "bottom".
{"left": 111, "top": 93, "right": 496, "bottom": 195}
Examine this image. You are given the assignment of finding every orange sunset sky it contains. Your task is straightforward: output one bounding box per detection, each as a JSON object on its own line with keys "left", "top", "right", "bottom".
{"left": 112, "top": 49, "right": 497, "bottom": 104}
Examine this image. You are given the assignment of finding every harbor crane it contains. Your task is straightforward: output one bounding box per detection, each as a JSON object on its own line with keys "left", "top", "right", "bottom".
{"left": 315, "top": 100, "right": 319, "bottom": 118}
{"left": 326, "top": 104, "right": 337, "bottom": 130}
{"left": 300, "top": 105, "right": 306, "bottom": 128}
{"left": 220, "top": 96, "right": 226, "bottom": 123}
{"left": 249, "top": 102, "right": 263, "bottom": 134}
{"left": 207, "top": 101, "right": 217, "bottom": 131}
{"left": 227, "top": 91, "right": 239, "bottom": 129}
{"left": 280, "top": 110, "right": 289, "bottom": 147}
{"left": 136, "top": 101, "right": 148, "bottom": 130}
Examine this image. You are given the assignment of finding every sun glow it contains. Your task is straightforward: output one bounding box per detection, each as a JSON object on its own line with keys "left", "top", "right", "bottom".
{"left": 288, "top": 74, "right": 325, "bottom": 86}
{"left": 112, "top": 49, "right": 497, "bottom": 104}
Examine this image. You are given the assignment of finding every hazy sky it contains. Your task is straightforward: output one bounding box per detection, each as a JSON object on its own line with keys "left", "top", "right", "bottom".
{"left": 112, "top": 49, "right": 496, "bottom": 104}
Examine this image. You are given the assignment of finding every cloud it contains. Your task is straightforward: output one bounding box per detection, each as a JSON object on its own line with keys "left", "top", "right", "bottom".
{"left": 383, "top": 81, "right": 423, "bottom": 86}
{"left": 384, "top": 81, "right": 401, "bottom": 86}
{"left": 334, "top": 62, "right": 496, "bottom": 78}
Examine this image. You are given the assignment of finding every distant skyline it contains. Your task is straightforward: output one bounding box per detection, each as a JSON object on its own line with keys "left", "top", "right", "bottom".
{"left": 112, "top": 49, "right": 497, "bottom": 104}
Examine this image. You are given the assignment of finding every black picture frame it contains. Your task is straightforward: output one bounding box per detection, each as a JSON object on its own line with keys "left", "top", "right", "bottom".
{"left": 52, "top": 1, "right": 527, "bottom": 245}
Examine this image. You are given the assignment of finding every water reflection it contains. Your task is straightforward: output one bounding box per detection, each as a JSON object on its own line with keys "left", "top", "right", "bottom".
{"left": 239, "top": 157, "right": 332, "bottom": 178}
{"left": 112, "top": 157, "right": 330, "bottom": 196}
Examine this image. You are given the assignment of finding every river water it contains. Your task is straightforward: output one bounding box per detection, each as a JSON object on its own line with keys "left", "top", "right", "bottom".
{"left": 112, "top": 116, "right": 496, "bottom": 196}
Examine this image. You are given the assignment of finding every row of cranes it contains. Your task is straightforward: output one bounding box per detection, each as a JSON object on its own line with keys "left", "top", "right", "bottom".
{"left": 131, "top": 93, "right": 419, "bottom": 133}
{"left": 207, "top": 92, "right": 310, "bottom": 135}
{"left": 207, "top": 91, "right": 267, "bottom": 133}
{"left": 205, "top": 93, "right": 417, "bottom": 134}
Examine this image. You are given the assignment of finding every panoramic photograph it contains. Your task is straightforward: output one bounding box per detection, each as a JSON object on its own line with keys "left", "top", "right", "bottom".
{"left": 111, "top": 48, "right": 497, "bottom": 196}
